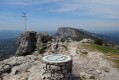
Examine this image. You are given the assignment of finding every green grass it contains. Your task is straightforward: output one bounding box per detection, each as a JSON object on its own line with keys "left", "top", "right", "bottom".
{"left": 63, "top": 45, "right": 68, "bottom": 50}
{"left": 114, "top": 60, "right": 119, "bottom": 68}
{"left": 38, "top": 47, "right": 47, "bottom": 54}
{"left": 81, "top": 44, "right": 119, "bottom": 68}
{"left": 83, "top": 44, "right": 119, "bottom": 55}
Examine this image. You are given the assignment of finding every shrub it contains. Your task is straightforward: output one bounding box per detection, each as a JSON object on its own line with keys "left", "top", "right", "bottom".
{"left": 94, "top": 38, "right": 103, "bottom": 45}
{"left": 63, "top": 45, "right": 68, "bottom": 50}
{"left": 38, "top": 47, "right": 47, "bottom": 54}
{"left": 80, "top": 50, "right": 88, "bottom": 55}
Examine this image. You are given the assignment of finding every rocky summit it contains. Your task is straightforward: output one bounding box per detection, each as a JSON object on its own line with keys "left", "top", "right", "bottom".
{"left": 16, "top": 31, "right": 37, "bottom": 56}
{"left": 55, "top": 27, "right": 96, "bottom": 41}
{"left": 0, "top": 27, "right": 119, "bottom": 80}
{"left": 16, "top": 31, "right": 52, "bottom": 56}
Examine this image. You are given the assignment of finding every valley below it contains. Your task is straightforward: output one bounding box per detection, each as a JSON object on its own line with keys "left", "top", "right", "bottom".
{"left": 0, "top": 38, "right": 17, "bottom": 61}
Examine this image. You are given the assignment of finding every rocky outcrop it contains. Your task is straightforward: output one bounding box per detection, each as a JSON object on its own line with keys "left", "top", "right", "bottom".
{"left": 0, "top": 63, "right": 11, "bottom": 74}
{"left": 16, "top": 31, "right": 52, "bottom": 56}
{"left": 79, "top": 38, "right": 94, "bottom": 43}
{"left": 16, "top": 31, "right": 37, "bottom": 56}
{"left": 0, "top": 55, "right": 42, "bottom": 80}
{"left": 36, "top": 32, "right": 52, "bottom": 50}
{"left": 80, "top": 72, "right": 95, "bottom": 80}
{"left": 56, "top": 27, "right": 95, "bottom": 41}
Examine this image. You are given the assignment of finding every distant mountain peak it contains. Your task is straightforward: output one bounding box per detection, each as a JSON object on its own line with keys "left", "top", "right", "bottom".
{"left": 56, "top": 27, "right": 96, "bottom": 41}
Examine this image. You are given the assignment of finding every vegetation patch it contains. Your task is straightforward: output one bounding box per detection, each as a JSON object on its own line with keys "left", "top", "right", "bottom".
{"left": 38, "top": 47, "right": 47, "bottom": 54}
{"left": 114, "top": 60, "right": 119, "bottom": 68}
{"left": 82, "top": 44, "right": 119, "bottom": 54}
{"left": 94, "top": 38, "right": 103, "bottom": 45}
{"left": 63, "top": 45, "right": 68, "bottom": 50}
{"left": 81, "top": 51, "right": 88, "bottom": 55}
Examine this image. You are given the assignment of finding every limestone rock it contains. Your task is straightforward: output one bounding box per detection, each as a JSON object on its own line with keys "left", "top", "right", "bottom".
{"left": 80, "top": 72, "right": 95, "bottom": 80}
{"left": 80, "top": 39, "right": 94, "bottom": 43}
{"left": 3, "top": 73, "right": 29, "bottom": 80}
{"left": 96, "top": 70, "right": 102, "bottom": 74}
{"left": 36, "top": 32, "right": 51, "bottom": 49}
{"left": 0, "top": 63, "right": 11, "bottom": 74}
{"left": 16, "top": 31, "right": 52, "bottom": 56}
{"left": 3, "top": 56, "right": 29, "bottom": 66}
{"left": 55, "top": 27, "right": 96, "bottom": 41}
{"left": 101, "top": 66, "right": 110, "bottom": 73}
{"left": 11, "top": 62, "right": 32, "bottom": 75}
{"left": 1, "top": 55, "right": 42, "bottom": 75}
{"left": 16, "top": 31, "right": 37, "bottom": 56}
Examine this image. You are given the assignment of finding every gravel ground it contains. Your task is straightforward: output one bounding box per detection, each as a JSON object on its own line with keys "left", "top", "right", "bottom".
{"left": 68, "top": 42, "right": 119, "bottom": 80}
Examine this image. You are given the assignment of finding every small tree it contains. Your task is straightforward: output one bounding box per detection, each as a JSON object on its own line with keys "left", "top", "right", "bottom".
{"left": 94, "top": 38, "right": 103, "bottom": 45}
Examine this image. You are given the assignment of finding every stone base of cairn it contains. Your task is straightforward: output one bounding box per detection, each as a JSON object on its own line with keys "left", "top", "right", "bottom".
{"left": 41, "top": 55, "right": 72, "bottom": 80}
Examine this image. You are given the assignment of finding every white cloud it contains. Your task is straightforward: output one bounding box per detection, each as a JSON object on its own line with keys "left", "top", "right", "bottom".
{"left": 2, "top": 0, "right": 62, "bottom": 6}
{"left": 2, "top": 0, "right": 119, "bottom": 19}
{"left": 57, "top": 0, "right": 119, "bottom": 19}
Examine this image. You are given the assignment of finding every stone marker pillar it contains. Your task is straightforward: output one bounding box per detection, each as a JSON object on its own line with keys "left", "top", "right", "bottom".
{"left": 42, "top": 55, "right": 72, "bottom": 80}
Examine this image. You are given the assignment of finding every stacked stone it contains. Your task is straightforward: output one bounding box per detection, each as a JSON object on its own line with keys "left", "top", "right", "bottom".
{"left": 42, "top": 59, "right": 72, "bottom": 80}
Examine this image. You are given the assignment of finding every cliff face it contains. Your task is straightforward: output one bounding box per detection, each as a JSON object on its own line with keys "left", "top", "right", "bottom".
{"left": 56, "top": 27, "right": 95, "bottom": 41}
{"left": 16, "top": 31, "right": 37, "bottom": 56}
{"left": 16, "top": 31, "right": 52, "bottom": 56}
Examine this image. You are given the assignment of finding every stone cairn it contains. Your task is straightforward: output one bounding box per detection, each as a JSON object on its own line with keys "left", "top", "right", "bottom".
{"left": 41, "top": 55, "right": 72, "bottom": 80}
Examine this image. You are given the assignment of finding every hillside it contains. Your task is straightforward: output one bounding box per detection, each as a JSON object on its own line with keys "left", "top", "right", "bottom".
{"left": 55, "top": 27, "right": 96, "bottom": 41}
{"left": 55, "top": 27, "right": 118, "bottom": 45}
{"left": 0, "top": 30, "right": 23, "bottom": 60}
{"left": 101, "top": 31, "right": 119, "bottom": 44}
{"left": 0, "top": 30, "right": 22, "bottom": 40}
{"left": 0, "top": 38, "right": 17, "bottom": 61}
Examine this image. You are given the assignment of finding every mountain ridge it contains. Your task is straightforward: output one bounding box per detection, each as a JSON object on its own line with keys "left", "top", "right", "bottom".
{"left": 55, "top": 27, "right": 116, "bottom": 44}
{"left": 0, "top": 27, "right": 119, "bottom": 61}
{"left": 55, "top": 27, "right": 96, "bottom": 41}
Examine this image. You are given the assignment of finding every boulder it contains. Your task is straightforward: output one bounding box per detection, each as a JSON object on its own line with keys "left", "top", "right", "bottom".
{"left": 0, "top": 63, "right": 11, "bottom": 74}
{"left": 96, "top": 70, "right": 102, "bottom": 74}
{"left": 80, "top": 72, "right": 95, "bottom": 80}
{"left": 36, "top": 32, "right": 52, "bottom": 47}
{"left": 80, "top": 39, "right": 94, "bottom": 43}
{"left": 16, "top": 31, "right": 37, "bottom": 56}
{"left": 3, "top": 56, "right": 27, "bottom": 66}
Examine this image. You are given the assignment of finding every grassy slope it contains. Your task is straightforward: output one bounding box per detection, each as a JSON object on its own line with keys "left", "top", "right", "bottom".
{"left": 82, "top": 44, "right": 119, "bottom": 68}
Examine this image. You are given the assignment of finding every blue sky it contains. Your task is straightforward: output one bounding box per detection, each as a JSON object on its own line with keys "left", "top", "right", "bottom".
{"left": 0, "top": 0, "right": 119, "bottom": 32}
